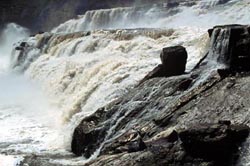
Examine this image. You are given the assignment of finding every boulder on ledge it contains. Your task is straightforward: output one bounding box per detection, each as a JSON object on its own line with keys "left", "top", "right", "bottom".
{"left": 140, "top": 45, "right": 187, "bottom": 83}
{"left": 160, "top": 46, "right": 187, "bottom": 75}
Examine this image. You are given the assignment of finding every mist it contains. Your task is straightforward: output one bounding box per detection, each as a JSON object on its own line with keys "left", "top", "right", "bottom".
{"left": 0, "top": 24, "right": 59, "bottom": 126}
{"left": 0, "top": 23, "right": 29, "bottom": 73}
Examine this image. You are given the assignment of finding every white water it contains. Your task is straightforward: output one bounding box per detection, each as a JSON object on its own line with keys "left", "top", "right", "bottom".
{"left": 0, "top": 24, "right": 29, "bottom": 73}
{"left": 0, "top": 24, "right": 71, "bottom": 165}
{"left": 1, "top": 0, "right": 250, "bottom": 165}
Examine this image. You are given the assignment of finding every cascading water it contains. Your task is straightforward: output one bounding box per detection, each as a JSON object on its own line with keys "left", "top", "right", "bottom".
{"left": 52, "top": 0, "right": 249, "bottom": 34}
{"left": 1, "top": 0, "right": 250, "bottom": 165}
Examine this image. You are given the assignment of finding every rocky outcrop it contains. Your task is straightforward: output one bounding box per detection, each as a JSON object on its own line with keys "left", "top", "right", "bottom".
{"left": 71, "top": 24, "right": 250, "bottom": 166}
{"left": 207, "top": 24, "right": 250, "bottom": 71}
{"left": 85, "top": 122, "right": 249, "bottom": 166}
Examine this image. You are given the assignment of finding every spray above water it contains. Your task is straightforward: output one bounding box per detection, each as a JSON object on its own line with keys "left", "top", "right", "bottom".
{"left": 0, "top": 24, "right": 67, "bottom": 166}
{"left": 0, "top": 23, "right": 29, "bottom": 73}
{"left": 0, "top": 23, "right": 51, "bottom": 119}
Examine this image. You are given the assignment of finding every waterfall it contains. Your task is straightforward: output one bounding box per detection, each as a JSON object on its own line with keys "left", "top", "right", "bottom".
{"left": 1, "top": 0, "right": 250, "bottom": 165}
{"left": 51, "top": 0, "right": 249, "bottom": 34}
{"left": 51, "top": 6, "right": 173, "bottom": 33}
{"left": 10, "top": 27, "right": 208, "bottom": 155}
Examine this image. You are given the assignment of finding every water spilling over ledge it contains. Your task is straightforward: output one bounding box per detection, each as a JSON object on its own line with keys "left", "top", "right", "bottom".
{"left": 52, "top": 0, "right": 250, "bottom": 34}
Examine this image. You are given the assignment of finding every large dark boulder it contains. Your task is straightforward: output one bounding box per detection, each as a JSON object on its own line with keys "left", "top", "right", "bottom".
{"left": 160, "top": 46, "right": 187, "bottom": 75}
{"left": 141, "top": 45, "right": 187, "bottom": 82}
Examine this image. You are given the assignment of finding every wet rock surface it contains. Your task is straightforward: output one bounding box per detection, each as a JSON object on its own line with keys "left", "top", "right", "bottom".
{"left": 85, "top": 122, "right": 249, "bottom": 166}
{"left": 71, "top": 108, "right": 109, "bottom": 158}
{"left": 71, "top": 24, "right": 250, "bottom": 166}
{"left": 101, "top": 129, "right": 147, "bottom": 155}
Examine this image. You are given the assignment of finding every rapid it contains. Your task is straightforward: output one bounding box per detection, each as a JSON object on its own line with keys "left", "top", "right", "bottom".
{"left": 0, "top": 0, "right": 250, "bottom": 165}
